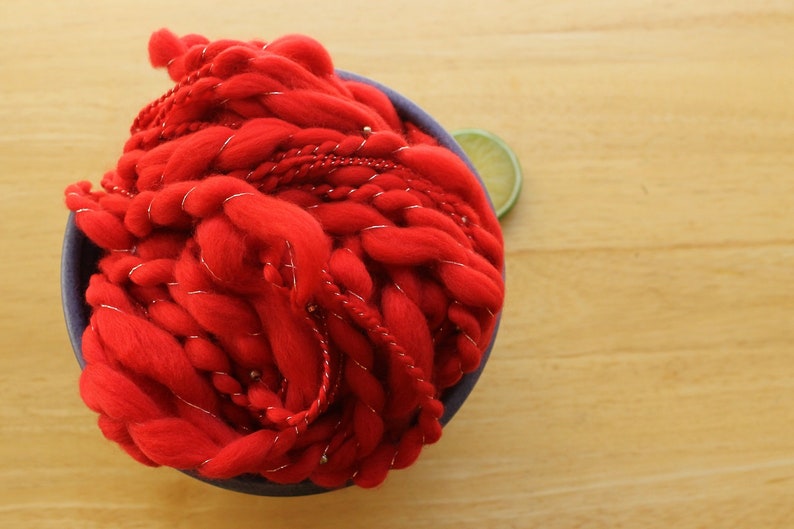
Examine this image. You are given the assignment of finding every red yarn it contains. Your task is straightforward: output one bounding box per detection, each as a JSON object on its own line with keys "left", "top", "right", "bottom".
{"left": 65, "top": 29, "right": 504, "bottom": 489}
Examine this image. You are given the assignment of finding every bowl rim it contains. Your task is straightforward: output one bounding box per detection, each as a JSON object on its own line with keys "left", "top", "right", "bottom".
{"left": 61, "top": 69, "right": 502, "bottom": 496}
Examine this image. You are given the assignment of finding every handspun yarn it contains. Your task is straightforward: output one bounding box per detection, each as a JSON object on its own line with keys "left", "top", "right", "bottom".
{"left": 64, "top": 29, "right": 504, "bottom": 489}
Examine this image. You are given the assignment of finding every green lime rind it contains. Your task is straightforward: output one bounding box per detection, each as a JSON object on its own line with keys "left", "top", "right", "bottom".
{"left": 451, "top": 128, "right": 522, "bottom": 219}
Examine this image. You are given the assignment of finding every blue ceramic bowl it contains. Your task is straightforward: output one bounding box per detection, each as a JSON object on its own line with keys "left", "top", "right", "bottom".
{"left": 61, "top": 70, "right": 501, "bottom": 496}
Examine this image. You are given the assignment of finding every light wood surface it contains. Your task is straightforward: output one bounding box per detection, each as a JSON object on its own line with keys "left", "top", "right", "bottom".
{"left": 2, "top": 1, "right": 794, "bottom": 527}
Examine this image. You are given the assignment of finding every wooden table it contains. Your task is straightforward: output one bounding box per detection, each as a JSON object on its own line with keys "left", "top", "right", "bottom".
{"left": 2, "top": 1, "right": 793, "bottom": 527}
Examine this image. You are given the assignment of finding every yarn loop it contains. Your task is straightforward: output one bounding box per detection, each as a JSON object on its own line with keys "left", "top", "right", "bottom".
{"left": 65, "top": 29, "right": 504, "bottom": 489}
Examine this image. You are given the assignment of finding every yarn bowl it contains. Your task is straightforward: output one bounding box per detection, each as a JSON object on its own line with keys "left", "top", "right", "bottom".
{"left": 62, "top": 68, "right": 501, "bottom": 496}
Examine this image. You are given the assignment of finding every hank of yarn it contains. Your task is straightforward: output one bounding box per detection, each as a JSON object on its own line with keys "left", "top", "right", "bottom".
{"left": 64, "top": 29, "right": 504, "bottom": 489}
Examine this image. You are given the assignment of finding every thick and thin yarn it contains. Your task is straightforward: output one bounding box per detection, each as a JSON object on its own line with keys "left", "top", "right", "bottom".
{"left": 65, "top": 29, "right": 504, "bottom": 488}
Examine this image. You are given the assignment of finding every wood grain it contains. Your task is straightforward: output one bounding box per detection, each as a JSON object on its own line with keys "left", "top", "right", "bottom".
{"left": 2, "top": 1, "right": 793, "bottom": 527}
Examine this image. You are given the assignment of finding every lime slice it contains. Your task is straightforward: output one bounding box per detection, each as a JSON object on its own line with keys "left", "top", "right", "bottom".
{"left": 452, "top": 129, "right": 522, "bottom": 218}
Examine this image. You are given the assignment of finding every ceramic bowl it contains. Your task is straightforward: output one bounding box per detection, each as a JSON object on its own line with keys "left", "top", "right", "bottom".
{"left": 61, "top": 71, "right": 501, "bottom": 496}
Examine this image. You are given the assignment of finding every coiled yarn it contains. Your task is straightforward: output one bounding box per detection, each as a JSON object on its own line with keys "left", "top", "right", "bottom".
{"left": 65, "top": 29, "right": 504, "bottom": 488}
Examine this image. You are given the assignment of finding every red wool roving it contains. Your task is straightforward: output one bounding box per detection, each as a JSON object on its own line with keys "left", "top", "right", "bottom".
{"left": 64, "top": 29, "right": 504, "bottom": 491}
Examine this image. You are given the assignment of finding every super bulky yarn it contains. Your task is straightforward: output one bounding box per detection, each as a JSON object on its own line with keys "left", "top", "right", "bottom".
{"left": 65, "top": 29, "right": 504, "bottom": 488}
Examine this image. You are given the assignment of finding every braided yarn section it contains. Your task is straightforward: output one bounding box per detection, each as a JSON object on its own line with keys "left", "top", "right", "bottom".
{"left": 65, "top": 29, "right": 504, "bottom": 488}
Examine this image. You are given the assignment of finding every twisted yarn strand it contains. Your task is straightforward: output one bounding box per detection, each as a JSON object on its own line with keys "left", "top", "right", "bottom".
{"left": 65, "top": 29, "right": 504, "bottom": 489}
